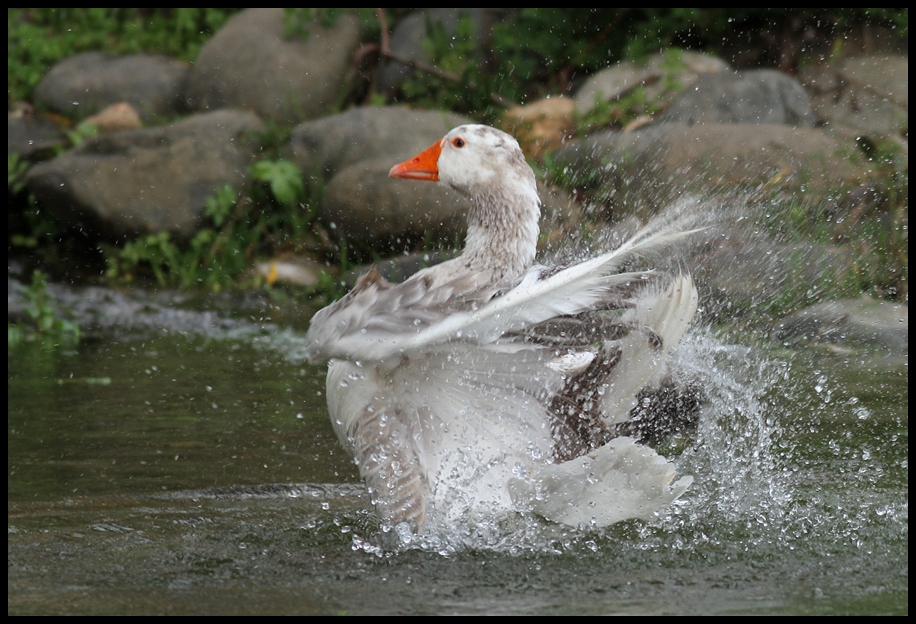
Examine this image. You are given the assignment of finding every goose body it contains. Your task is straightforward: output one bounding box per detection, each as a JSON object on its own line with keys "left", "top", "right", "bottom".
{"left": 306, "top": 124, "right": 699, "bottom": 531}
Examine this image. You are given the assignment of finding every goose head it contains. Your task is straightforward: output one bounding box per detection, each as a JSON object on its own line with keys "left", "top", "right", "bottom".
{"left": 390, "top": 124, "right": 534, "bottom": 198}
{"left": 389, "top": 124, "right": 541, "bottom": 278}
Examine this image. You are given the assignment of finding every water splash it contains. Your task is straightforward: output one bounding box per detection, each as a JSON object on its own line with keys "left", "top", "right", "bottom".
{"left": 338, "top": 326, "right": 797, "bottom": 556}
{"left": 674, "top": 329, "right": 792, "bottom": 521}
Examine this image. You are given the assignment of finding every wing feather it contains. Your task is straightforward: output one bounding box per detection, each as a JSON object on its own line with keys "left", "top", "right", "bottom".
{"left": 307, "top": 223, "right": 702, "bottom": 363}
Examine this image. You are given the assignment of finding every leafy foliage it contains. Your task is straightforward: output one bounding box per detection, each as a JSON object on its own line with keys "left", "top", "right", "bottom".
{"left": 8, "top": 270, "right": 80, "bottom": 348}
{"left": 252, "top": 159, "right": 305, "bottom": 208}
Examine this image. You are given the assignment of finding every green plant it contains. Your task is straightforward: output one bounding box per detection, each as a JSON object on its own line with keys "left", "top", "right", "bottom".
{"left": 380, "top": 9, "right": 908, "bottom": 119}
{"left": 536, "top": 152, "right": 603, "bottom": 201}
{"left": 65, "top": 121, "right": 99, "bottom": 148}
{"left": 576, "top": 85, "right": 657, "bottom": 135}
{"left": 8, "top": 154, "right": 30, "bottom": 195}
{"left": 105, "top": 158, "right": 321, "bottom": 291}
{"left": 8, "top": 270, "right": 80, "bottom": 348}
{"left": 753, "top": 176, "right": 908, "bottom": 315}
{"left": 252, "top": 159, "right": 305, "bottom": 208}
{"left": 283, "top": 8, "right": 348, "bottom": 38}
{"left": 851, "top": 140, "right": 908, "bottom": 301}
{"left": 105, "top": 186, "right": 245, "bottom": 289}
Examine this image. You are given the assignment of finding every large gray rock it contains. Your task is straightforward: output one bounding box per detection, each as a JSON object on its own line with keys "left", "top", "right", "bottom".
{"left": 773, "top": 297, "right": 907, "bottom": 353}
{"left": 697, "top": 230, "right": 857, "bottom": 317}
{"left": 575, "top": 51, "right": 730, "bottom": 115}
{"left": 185, "top": 8, "right": 362, "bottom": 124}
{"left": 553, "top": 123, "right": 875, "bottom": 219}
{"left": 32, "top": 52, "right": 189, "bottom": 122}
{"left": 657, "top": 70, "right": 815, "bottom": 126}
{"left": 24, "top": 110, "right": 264, "bottom": 239}
{"left": 323, "top": 156, "right": 472, "bottom": 245}
{"left": 286, "top": 105, "right": 473, "bottom": 180}
{"left": 799, "top": 55, "right": 908, "bottom": 139}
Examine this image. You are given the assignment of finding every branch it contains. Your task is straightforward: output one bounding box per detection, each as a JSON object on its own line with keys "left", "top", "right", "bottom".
{"left": 375, "top": 9, "right": 515, "bottom": 108}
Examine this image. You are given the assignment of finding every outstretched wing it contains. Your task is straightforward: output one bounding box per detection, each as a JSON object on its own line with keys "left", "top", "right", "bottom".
{"left": 307, "top": 220, "right": 702, "bottom": 364}
{"left": 305, "top": 267, "right": 495, "bottom": 363}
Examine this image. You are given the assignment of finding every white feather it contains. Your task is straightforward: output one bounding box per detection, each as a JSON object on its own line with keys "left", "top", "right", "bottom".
{"left": 508, "top": 437, "right": 694, "bottom": 526}
{"left": 597, "top": 273, "right": 699, "bottom": 426}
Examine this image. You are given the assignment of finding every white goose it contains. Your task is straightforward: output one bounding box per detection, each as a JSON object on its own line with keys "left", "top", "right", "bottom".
{"left": 306, "top": 124, "right": 700, "bottom": 532}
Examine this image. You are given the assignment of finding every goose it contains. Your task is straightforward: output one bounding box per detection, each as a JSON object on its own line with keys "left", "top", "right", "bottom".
{"left": 305, "top": 124, "right": 701, "bottom": 532}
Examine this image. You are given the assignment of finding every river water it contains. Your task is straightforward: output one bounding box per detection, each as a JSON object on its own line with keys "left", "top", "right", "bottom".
{"left": 8, "top": 279, "right": 908, "bottom": 615}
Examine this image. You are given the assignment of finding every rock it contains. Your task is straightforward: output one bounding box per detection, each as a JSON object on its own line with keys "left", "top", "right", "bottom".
{"left": 553, "top": 123, "right": 876, "bottom": 219}
{"left": 501, "top": 96, "right": 576, "bottom": 160}
{"left": 799, "top": 55, "right": 908, "bottom": 140}
{"left": 83, "top": 102, "right": 143, "bottom": 133}
{"left": 322, "top": 156, "right": 472, "bottom": 245}
{"left": 773, "top": 297, "right": 908, "bottom": 353}
{"left": 575, "top": 50, "right": 730, "bottom": 115}
{"left": 256, "top": 255, "right": 328, "bottom": 287}
{"left": 24, "top": 110, "right": 264, "bottom": 240}
{"left": 185, "top": 8, "right": 362, "bottom": 124}
{"left": 32, "top": 52, "right": 189, "bottom": 121}
{"left": 697, "top": 228, "right": 857, "bottom": 316}
{"left": 658, "top": 69, "right": 815, "bottom": 126}
{"left": 8, "top": 110, "right": 67, "bottom": 158}
{"left": 286, "top": 105, "right": 472, "bottom": 180}
{"left": 537, "top": 180, "right": 584, "bottom": 247}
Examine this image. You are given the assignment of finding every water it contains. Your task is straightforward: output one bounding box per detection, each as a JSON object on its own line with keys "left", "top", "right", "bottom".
{"left": 7, "top": 279, "right": 908, "bottom": 614}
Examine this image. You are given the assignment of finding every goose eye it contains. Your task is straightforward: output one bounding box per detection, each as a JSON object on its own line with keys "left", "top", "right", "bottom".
{"left": 452, "top": 138, "right": 466, "bottom": 148}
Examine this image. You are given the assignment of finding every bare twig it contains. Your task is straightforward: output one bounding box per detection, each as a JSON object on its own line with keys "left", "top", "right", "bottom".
{"left": 376, "top": 9, "right": 462, "bottom": 83}
{"left": 353, "top": 42, "right": 379, "bottom": 67}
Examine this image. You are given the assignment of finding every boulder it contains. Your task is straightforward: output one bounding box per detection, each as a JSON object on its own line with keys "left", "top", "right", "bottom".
{"left": 185, "top": 8, "right": 362, "bottom": 124}
{"left": 24, "top": 110, "right": 264, "bottom": 239}
{"left": 32, "top": 52, "right": 189, "bottom": 121}
{"left": 658, "top": 69, "right": 815, "bottom": 126}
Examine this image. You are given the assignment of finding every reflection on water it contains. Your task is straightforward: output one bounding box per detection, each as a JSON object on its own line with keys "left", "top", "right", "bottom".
{"left": 8, "top": 280, "right": 907, "bottom": 615}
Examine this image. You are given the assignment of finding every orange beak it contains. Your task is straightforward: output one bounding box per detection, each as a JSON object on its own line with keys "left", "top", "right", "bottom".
{"left": 388, "top": 138, "right": 443, "bottom": 181}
